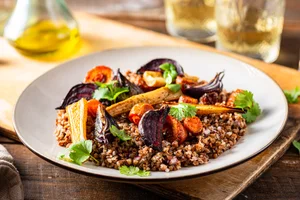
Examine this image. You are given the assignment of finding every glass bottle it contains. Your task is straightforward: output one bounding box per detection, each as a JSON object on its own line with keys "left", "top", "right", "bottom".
{"left": 0, "top": 0, "right": 15, "bottom": 36}
{"left": 4, "top": 0, "right": 80, "bottom": 59}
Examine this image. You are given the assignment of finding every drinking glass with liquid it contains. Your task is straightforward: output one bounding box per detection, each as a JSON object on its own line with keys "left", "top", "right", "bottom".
{"left": 164, "top": 0, "right": 216, "bottom": 42}
{"left": 215, "top": 0, "right": 285, "bottom": 63}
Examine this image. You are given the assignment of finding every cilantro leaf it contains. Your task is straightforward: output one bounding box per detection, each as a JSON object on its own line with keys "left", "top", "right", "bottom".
{"left": 119, "top": 166, "right": 150, "bottom": 177}
{"left": 284, "top": 87, "right": 300, "bottom": 104}
{"left": 169, "top": 103, "right": 197, "bottom": 121}
{"left": 93, "top": 87, "right": 111, "bottom": 100}
{"left": 234, "top": 90, "right": 261, "bottom": 123}
{"left": 93, "top": 81, "right": 129, "bottom": 102}
{"left": 292, "top": 140, "right": 300, "bottom": 155}
{"left": 69, "top": 140, "right": 92, "bottom": 165}
{"left": 58, "top": 140, "right": 98, "bottom": 165}
{"left": 159, "top": 63, "right": 178, "bottom": 84}
{"left": 242, "top": 102, "right": 261, "bottom": 123}
{"left": 234, "top": 91, "right": 253, "bottom": 109}
{"left": 166, "top": 84, "right": 181, "bottom": 93}
{"left": 110, "top": 125, "right": 131, "bottom": 141}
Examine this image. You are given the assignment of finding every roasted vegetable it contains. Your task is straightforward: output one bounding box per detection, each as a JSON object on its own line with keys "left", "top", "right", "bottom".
{"left": 84, "top": 66, "right": 113, "bottom": 83}
{"left": 66, "top": 98, "right": 88, "bottom": 143}
{"left": 183, "top": 116, "right": 203, "bottom": 136}
{"left": 56, "top": 83, "right": 97, "bottom": 110}
{"left": 136, "top": 58, "right": 184, "bottom": 76}
{"left": 87, "top": 99, "right": 101, "bottom": 118}
{"left": 106, "top": 87, "right": 182, "bottom": 117}
{"left": 178, "top": 95, "right": 198, "bottom": 104}
{"left": 175, "top": 75, "right": 199, "bottom": 86}
{"left": 199, "top": 92, "right": 220, "bottom": 105}
{"left": 165, "top": 115, "right": 187, "bottom": 144}
{"left": 129, "top": 103, "right": 154, "bottom": 125}
{"left": 142, "top": 71, "right": 166, "bottom": 87}
{"left": 115, "top": 69, "right": 143, "bottom": 97}
{"left": 94, "top": 104, "right": 118, "bottom": 144}
{"left": 183, "top": 71, "right": 225, "bottom": 99}
{"left": 226, "top": 89, "right": 244, "bottom": 107}
{"left": 138, "top": 107, "right": 170, "bottom": 151}
{"left": 166, "top": 103, "right": 244, "bottom": 115}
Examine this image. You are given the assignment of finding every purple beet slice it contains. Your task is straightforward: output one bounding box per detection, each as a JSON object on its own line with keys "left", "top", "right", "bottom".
{"left": 56, "top": 83, "right": 97, "bottom": 110}
{"left": 136, "top": 58, "right": 184, "bottom": 76}
{"left": 183, "top": 71, "right": 225, "bottom": 99}
{"left": 138, "top": 106, "right": 170, "bottom": 151}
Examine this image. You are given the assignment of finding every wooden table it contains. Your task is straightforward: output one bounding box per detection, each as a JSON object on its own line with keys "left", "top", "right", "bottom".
{"left": 1, "top": 0, "right": 300, "bottom": 199}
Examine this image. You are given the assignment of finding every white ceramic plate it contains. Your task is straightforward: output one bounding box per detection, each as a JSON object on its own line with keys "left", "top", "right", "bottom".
{"left": 14, "top": 47, "right": 288, "bottom": 182}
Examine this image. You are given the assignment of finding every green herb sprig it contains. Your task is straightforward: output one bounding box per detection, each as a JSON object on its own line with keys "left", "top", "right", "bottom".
{"left": 119, "top": 166, "right": 150, "bottom": 177}
{"left": 159, "top": 63, "right": 178, "bottom": 84}
{"left": 284, "top": 87, "right": 300, "bottom": 104}
{"left": 93, "top": 81, "right": 129, "bottom": 103}
{"left": 110, "top": 125, "right": 131, "bottom": 141}
{"left": 234, "top": 90, "right": 261, "bottom": 123}
{"left": 169, "top": 103, "right": 197, "bottom": 121}
{"left": 166, "top": 84, "right": 181, "bottom": 93}
{"left": 58, "top": 140, "right": 98, "bottom": 165}
{"left": 293, "top": 140, "right": 300, "bottom": 155}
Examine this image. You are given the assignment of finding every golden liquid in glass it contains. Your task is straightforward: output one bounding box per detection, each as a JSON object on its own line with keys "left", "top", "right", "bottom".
{"left": 10, "top": 20, "right": 80, "bottom": 60}
{"left": 165, "top": 0, "right": 216, "bottom": 41}
{"left": 216, "top": 7, "right": 283, "bottom": 62}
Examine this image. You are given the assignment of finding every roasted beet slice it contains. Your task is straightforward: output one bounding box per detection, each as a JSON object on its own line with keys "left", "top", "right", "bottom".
{"left": 183, "top": 71, "right": 224, "bottom": 99}
{"left": 56, "top": 83, "right": 97, "bottom": 110}
{"left": 115, "top": 69, "right": 143, "bottom": 98}
{"left": 138, "top": 106, "right": 170, "bottom": 151}
{"left": 136, "top": 58, "right": 184, "bottom": 76}
{"left": 94, "top": 105, "right": 118, "bottom": 144}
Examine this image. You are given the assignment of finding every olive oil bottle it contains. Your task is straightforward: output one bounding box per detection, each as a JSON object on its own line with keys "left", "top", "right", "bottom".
{"left": 4, "top": 0, "right": 80, "bottom": 61}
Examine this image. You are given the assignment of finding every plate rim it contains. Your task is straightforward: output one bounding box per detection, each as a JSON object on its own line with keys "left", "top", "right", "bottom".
{"left": 13, "top": 46, "right": 288, "bottom": 182}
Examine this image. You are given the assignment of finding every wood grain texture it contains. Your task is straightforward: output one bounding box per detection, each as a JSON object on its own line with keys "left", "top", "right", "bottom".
{"left": 138, "top": 117, "right": 300, "bottom": 200}
{"left": 1, "top": 142, "right": 167, "bottom": 200}
{"left": 1, "top": 12, "right": 300, "bottom": 200}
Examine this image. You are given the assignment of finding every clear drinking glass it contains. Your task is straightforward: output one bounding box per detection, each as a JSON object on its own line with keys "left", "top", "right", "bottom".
{"left": 215, "top": 0, "right": 285, "bottom": 63}
{"left": 164, "top": 0, "right": 216, "bottom": 42}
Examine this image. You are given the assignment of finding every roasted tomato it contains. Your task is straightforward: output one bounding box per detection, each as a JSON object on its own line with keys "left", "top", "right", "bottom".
{"left": 226, "top": 89, "right": 244, "bottom": 107}
{"left": 183, "top": 116, "right": 203, "bottom": 136}
{"left": 178, "top": 95, "right": 198, "bottom": 104}
{"left": 165, "top": 115, "right": 187, "bottom": 144}
{"left": 84, "top": 66, "right": 113, "bottom": 83}
{"left": 87, "top": 99, "right": 101, "bottom": 117}
{"left": 129, "top": 103, "right": 154, "bottom": 125}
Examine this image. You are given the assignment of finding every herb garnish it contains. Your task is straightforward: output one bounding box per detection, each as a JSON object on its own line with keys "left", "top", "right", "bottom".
{"left": 284, "top": 87, "right": 300, "bottom": 104}
{"left": 166, "top": 84, "right": 181, "bottom": 93}
{"left": 58, "top": 140, "right": 98, "bottom": 165}
{"left": 159, "top": 63, "right": 178, "bottom": 84}
{"left": 93, "top": 81, "right": 129, "bottom": 102}
{"left": 119, "top": 166, "right": 150, "bottom": 177}
{"left": 234, "top": 90, "right": 261, "bottom": 123}
{"left": 293, "top": 140, "right": 300, "bottom": 155}
{"left": 109, "top": 125, "right": 131, "bottom": 141}
{"left": 169, "top": 103, "right": 197, "bottom": 121}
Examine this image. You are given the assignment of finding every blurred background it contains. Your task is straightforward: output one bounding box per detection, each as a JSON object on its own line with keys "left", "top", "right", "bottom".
{"left": 0, "top": 0, "right": 299, "bottom": 68}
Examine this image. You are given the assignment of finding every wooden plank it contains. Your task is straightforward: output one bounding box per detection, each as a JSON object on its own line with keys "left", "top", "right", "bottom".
{"left": 2, "top": 143, "right": 167, "bottom": 200}
{"left": 1, "top": 12, "right": 300, "bottom": 200}
{"left": 238, "top": 148, "right": 300, "bottom": 200}
{"left": 138, "top": 117, "right": 300, "bottom": 200}
{"left": 2, "top": 122, "right": 299, "bottom": 200}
